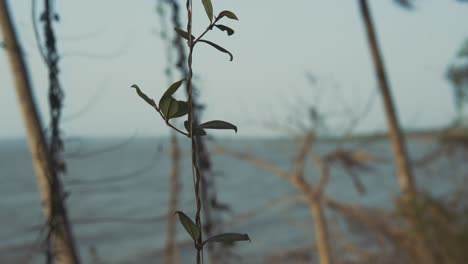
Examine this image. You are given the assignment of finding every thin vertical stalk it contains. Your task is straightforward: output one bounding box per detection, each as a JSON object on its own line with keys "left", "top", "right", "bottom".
{"left": 293, "top": 134, "right": 333, "bottom": 264}
{"left": 165, "top": 0, "right": 225, "bottom": 261}
{"left": 0, "top": 0, "right": 80, "bottom": 263}
{"left": 185, "top": 1, "right": 203, "bottom": 263}
{"left": 164, "top": 133, "right": 181, "bottom": 264}
{"left": 358, "top": 2, "right": 438, "bottom": 263}
{"left": 358, "top": 0, "right": 416, "bottom": 196}
{"left": 310, "top": 199, "right": 332, "bottom": 264}
{"left": 293, "top": 176, "right": 333, "bottom": 264}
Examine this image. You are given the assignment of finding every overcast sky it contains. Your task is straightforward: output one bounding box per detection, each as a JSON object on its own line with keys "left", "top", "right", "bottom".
{"left": 1, "top": 0, "right": 468, "bottom": 138}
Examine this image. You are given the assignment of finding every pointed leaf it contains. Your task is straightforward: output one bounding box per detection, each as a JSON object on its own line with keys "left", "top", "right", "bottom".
{"left": 160, "top": 97, "right": 179, "bottom": 119}
{"left": 215, "top": 24, "right": 235, "bottom": 36}
{"left": 202, "top": 0, "right": 213, "bottom": 22}
{"left": 172, "top": 100, "right": 189, "bottom": 118}
{"left": 174, "top": 28, "right": 195, "bottom": 41}
{"left": 158, "top": 80, "right": 183, "bottom": 120}
{"left": 131, "top": 84, "right": 156, "bottom": 108}
{"left": 184, "top": 121, "right": 207, "bottom": 136}
{"left": 198, "top": 40, "right": 233, "bottom": 61}
{"left": 159, "top": 79, "right": 184, "bottom": 105}
{"left": 199, "top": 120, "right": 237, "bottom": 133}
{"left": 217, "top": 10, "right": 239, "bottom": 21}
{"left": 202, "top": 233, "right": 250, "bottom": 246}
{"left": 175, "top": 211, "right": 200, "bottom": 242}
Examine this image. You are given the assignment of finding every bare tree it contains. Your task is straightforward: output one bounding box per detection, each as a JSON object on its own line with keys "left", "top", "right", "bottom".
{"left": 0, "top": 0, "right": 80, "bottom": 263}
{"left": 216, "top": 133, "right": 335, "bottom": 264}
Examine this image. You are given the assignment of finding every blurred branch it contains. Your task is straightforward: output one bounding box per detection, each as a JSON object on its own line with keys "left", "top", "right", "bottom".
{"left": 213, "top": 147, "right": 292, "bottom": 182}
{"left": 31, "top": 0, "right": 47, "bottom": 64}
{"left": 66, "top": 148, "right": 159, "bottom": 187}
{"left": 62, "top": 79, "right": 108, "bottom": 123}
{"left": 65, "top": 133, "right": 136, "bottom": 159}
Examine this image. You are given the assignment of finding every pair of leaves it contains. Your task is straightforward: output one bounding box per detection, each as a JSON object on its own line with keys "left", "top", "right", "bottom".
{"left": 158, "top": 80, "right": 189, "bottom": 120}
{"left": 201, "top": 0, "right": 239, "bottom": 24}
{"left": 131, "top": 80, "right": 189, "bottom": 121}
{"left": 184, "top": 120, "right": 237, "bottom": 136}
{"left": 175, "top": 211, "right": 250, "bottom": 246}
{"left": 174, "top": 10, "right": 238, "bottom": 61}
{"left": 213, "top": 10, "right": 239, "bottom": 37}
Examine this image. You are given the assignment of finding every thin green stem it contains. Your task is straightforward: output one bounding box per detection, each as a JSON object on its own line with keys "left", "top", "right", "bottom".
{"left": 193, "top": 17, "right": 220, "bottom": 46}
{"left": 152, "top": 105, "right": 190, "bottom": 137}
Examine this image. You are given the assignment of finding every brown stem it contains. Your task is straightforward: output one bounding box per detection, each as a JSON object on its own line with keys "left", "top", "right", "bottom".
{"left": 186, "top": 1, "right": 203, "bottom": 263}
{"left": 292, "top": 176, "right": 333, "bottom": 264}
{"left": 0, "top": 0, "right": 80, "bottom": 263}
{"left": 152, "top": 104, "right": 190, "bottom": 137}
{"left": 358, "top": 2, "right": 438, "bottom": 263}
{"left": 358, "top": 0, "right": 416, "bottom": 196}
{"left": 310, "top": 199, "right": 332, "bottom": 264}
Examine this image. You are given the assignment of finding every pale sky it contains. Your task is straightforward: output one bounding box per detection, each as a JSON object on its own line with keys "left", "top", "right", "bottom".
{"left": 1, "top": 0, "right": 468, "bottom": 138}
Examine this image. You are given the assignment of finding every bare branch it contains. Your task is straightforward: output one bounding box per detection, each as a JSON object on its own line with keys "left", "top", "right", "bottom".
{"left": 213, "top": 146, "right": 292, "bottom": 182}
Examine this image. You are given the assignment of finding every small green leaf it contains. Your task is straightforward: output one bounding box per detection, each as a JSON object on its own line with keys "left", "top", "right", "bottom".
{"left": 184, "top": 121, "right": 207, "bottom": 136}
{"left": 199, "top": 120, "right": 237, "bottom": 133}
{"left": 175, "top": 211, "right": 200, "bottom": 242}
{"left": 198, "top": 40, "right": 233, "bottom": 61}
{"left": 160, "top": 97, "right": 179, "bottom": 119}
{"left": 158, "top": 80, "right": 185, "bottom": 119}
{"left": 174, "top": 28, "right": 195, "bottom": 41}
{"left": 160, "top": 79, "right": 184, "bottom": 103}
{"left": 131, "top": 84, "right": 156, "bottom": 108}
{"left": 202, "top": 0, "right": 214, "bottom": 22}
{"left": 217, "top": 10, "right": 239, "bottom": 21}
{"left": 202, "top": 233, "right": 250, "bottom": 246}
{"left": 172, "top": 100, "right": 189, "bottom": 118}
{"left": 215, "top": 24, "right": 235, "bottom": 36}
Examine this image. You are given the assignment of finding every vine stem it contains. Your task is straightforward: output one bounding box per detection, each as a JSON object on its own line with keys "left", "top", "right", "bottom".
{"left": 148, "top": 102, "right": 190, "bottom": 137}
{"left": 186, "top": 0, "right": 203, "bottom": 263}
{"left": 193, "top": 17, "right": 219, "bottom": 45}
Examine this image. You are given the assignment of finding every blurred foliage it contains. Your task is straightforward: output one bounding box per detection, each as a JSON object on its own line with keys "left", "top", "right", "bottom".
{"left": 447, "top": 37, "right": 468, "bottom": 116}
{"left": 395, "top": 191, "right": 468, "bottom": 264}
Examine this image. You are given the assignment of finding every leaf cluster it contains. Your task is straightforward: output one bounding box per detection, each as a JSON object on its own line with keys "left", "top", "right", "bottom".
{"left": 175, "top": 211, "right": 250, "bottom": 248}
{"left": 131, "top": 81, "right": 237, "bottom": 137}
{"left": 175, "top": 9, "right": 238, "bottom": 61}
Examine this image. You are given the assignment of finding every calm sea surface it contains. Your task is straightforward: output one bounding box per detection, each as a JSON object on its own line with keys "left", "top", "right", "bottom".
{"left": 0, "top": 137, "right": 466, "bottom": 263}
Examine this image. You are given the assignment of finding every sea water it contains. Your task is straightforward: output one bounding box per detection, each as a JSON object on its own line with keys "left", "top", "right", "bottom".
{"left": 0, "top": 137, "right": 466, "bottom": 263}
